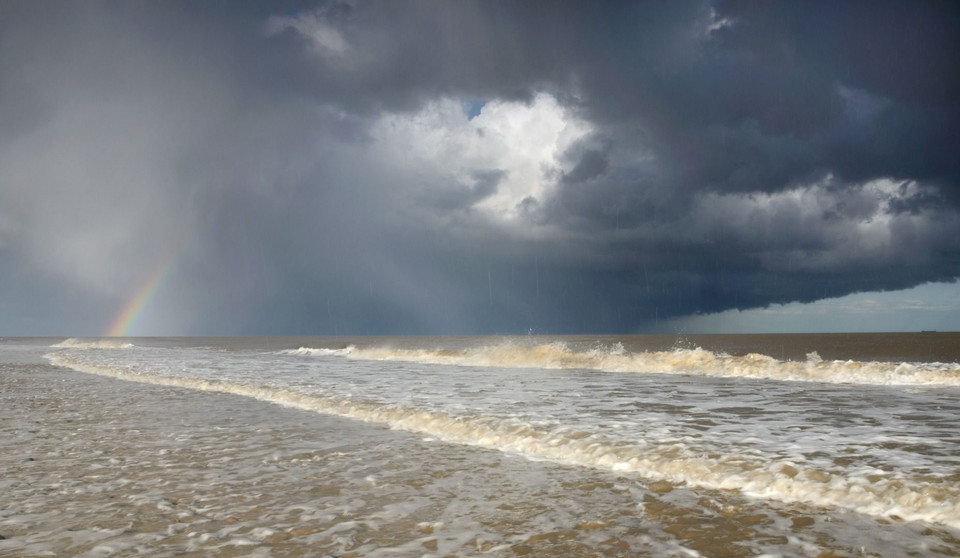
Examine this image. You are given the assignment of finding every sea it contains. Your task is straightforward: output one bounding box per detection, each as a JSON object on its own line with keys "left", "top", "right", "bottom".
{"left": 1, "top": 333, "right": 959, "bottom": 557}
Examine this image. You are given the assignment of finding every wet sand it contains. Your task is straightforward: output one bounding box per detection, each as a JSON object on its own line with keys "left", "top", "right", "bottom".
{"left": 1, "top": 362, "right": 467, "bottom": 557}
{"left": 4, "top": 362, "right": 661, "bottom": 557}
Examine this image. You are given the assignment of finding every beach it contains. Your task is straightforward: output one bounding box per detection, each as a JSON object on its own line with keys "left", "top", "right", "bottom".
{"left": 2, "top": 337, "right": 959, "bottom": 556}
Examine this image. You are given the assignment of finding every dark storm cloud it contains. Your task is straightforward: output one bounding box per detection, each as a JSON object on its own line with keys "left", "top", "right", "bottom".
{"left": 0, "top": 0, "right": 957, "bottom": 335}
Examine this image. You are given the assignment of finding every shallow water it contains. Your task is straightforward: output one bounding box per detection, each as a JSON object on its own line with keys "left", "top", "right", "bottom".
{"left": 2, "top": 335, "right": 959, "bottom": 556}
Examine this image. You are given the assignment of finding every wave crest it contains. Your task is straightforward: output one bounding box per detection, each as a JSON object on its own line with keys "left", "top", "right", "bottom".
{"left": 289, "top": 341, "right": 960, "bottom": 386}
{"left": 279, "top": 346, "right": 355, "bottom": 357}
{"left": 52, "top": 338, "right": 135, "bottom": 350}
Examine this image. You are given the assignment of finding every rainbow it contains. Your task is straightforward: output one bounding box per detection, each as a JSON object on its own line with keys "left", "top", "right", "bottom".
{"left": 104, "top": 249, "right": 181, "bottom": 337}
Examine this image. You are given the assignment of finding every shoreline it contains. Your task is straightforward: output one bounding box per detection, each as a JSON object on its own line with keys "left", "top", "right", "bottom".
{"left": 0, "top": 362, "right": 421, "bottom": 556}
{"left": 5, "top": 358, "right": 959, "bottom": 556}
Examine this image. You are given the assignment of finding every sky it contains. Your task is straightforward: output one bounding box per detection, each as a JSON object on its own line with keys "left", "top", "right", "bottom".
{"left": 1, "top": 0, "right": 958, "bottom": 336}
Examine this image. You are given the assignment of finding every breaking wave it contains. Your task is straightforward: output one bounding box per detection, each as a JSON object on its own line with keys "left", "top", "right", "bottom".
{"left": 43, "top": 352, "right": 960, "bottom": 530}
{"left": 279, "top": 347, "right": 354, "bottom": 357}
{"left": 289, "top": 341, "right": 960, "bottom": 386}
{"left": 52, "top": 338, "right": 135, "bottom": 350}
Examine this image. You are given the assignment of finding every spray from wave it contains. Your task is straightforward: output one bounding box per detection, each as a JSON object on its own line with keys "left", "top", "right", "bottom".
{"left": 286, "top": 341, "right": 960, "bottom": 386}
{"left": 279, "top": 347, "right": 354, "bottom": 357}
{"left": 52, "top": 338, "right": 135, "bottom": 350}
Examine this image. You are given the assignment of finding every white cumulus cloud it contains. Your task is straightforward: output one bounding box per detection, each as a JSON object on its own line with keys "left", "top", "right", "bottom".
{"left": 370, "top": 92, "right": 592, "bottom": 225}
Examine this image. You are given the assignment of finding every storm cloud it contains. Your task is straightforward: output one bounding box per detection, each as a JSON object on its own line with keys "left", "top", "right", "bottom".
{"left": 1, "top": 0, "right": 957, "bottom": 335}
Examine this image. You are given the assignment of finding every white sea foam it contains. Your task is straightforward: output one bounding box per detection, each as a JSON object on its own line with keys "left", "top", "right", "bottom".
{"left": 44, "top": 351, "right": 960, "bottom": 530}
{"left": 290, "top": 341, "right": 960, "bottom": 386}
{"left": 280, "top": 346, "right": 355, "bottom": 357}
{"left": 52, "top": 338, "right": 135, "bottom": 350}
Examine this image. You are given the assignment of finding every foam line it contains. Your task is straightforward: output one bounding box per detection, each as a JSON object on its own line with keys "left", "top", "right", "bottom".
{"left": 46, "top": 352, "right": 960, "bottom": 529}
{"left": 289, "top": 342, "right": 960, "bottom": 386}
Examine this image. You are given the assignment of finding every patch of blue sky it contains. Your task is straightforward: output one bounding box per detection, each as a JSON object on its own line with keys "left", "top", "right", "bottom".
{"left": 461, "top": 98, "right": 487, "bottom": 120}
{"left": 666, "top": 280, "right": 960, "bottom": 334}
